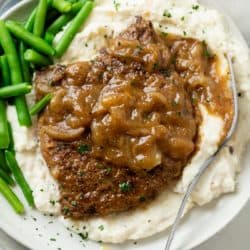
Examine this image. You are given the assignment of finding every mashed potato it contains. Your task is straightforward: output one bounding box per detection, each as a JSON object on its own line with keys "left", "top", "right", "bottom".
{"left": 7, "top": 0, "right": 250, "bottom": 243}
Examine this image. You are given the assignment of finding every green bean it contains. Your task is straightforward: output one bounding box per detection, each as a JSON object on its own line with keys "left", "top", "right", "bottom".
{"left": 44, "top": 31, "right": 54, "bottom": 44}
{"left": 52, "top": 0, "right": 72, "bottom": 13}
{"left": 47, "top": 0, "right": 53, "bottom": 6}
{"left": 0, "top": 20, "right": 32, "bottom": 127}
{"left": 0, "top": 101, "right": 10, "bottom": 149}
{"left": 0, "top": 55, "right": 11, "bottom": 86}
{"left": 7, "top": 122, "right": 15, "bottom": 154}
{"left": 19, "top": 43, "right": 31, "bottom": 82}
{"left": 47, "top": 14, "right": 72, "bottom": 35}
{"left": 15, "top": 97, "right": 32, "bottom": 127}
{"left": 30, "top": 93, "right": 53, "bottom": 116}
{"left": 19, "top": 7, "right": 37, "bottom": 83}
{"left": 0, "top": 150, "right": 10, "bottom": 173}
{"left": 24, "top": 49, "right": 52, "bottom": 66}
{"left": 25, "top": 0, "right": 52, "bottom": 31}
{"left": 55, "top": 1, "right": 94, "bottom": 58}
{"left": 5, "top": 150, "right": 34, "bottom": 207}
{"left": 73, "top": 0, "right": 90, "bottom": 10}
{"left": 25, "top": 7, "right": 37, "bottom": 31}
{"left": 45, "top": 10, "right": 59, "bottom": 25}
{"left": 0, "top": 83, "right": 32, "bottom": 98}
{"left": 6, "top": 20, "right": 55, "bottom": 57}
{"left": 47, "top": 1, "right": 86, "bottom": 35}
{"left": 33, "top": 0, "right": 48, "bottom": 37}
{"left": 0, "top": 177, "right": 24, "bottom": 214}
{"left": 0, "top": 168, "right": 14, "bottom": 186}
{"left": 66, "top": 0, "right": 78, "bottom": 3}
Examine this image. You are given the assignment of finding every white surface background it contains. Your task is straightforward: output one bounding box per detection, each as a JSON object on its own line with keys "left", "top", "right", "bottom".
{"left": 0, "top": 0, "right": 250, "bottom": 249}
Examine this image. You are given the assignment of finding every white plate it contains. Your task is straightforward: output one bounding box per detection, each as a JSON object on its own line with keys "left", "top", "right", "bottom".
{"left": 0, "top": 1, "right": 250, "bottom": 250}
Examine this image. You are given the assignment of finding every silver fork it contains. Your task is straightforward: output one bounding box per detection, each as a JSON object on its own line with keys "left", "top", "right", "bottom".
{"left": 165, "top": 55, "right": 239, "bottom": 250}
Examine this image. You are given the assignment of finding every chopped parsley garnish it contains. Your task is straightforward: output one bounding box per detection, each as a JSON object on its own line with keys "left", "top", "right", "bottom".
{"left": 163, "top": 10, "right": 172, "bottom": 18}
{"left": 104, "top": 167, "right": 112, "bottom": 174}
{"left": 98, "top": 225, "right": 104, "bottom": 231}
{"left": 161, "top": 69, "right": 171, "bottom": 78}
{"left": 139, "top": 196, "right": 146, "bottom": 202}
{"left": 113, "top": 0, "right": 120, "bottom": 11}
{"left": 96, "top": 163, "right": 105, "bottom": 168}
{"left": 191, "top": 96, "right": 198, "bottom": 105}
{"left": 181, "top": 16, "right": 185, "bottom": 21}
{"left": 202, "top": 40, "right": 213, "bottom": 58}
{"left": 49, "top": 200, "right": 55, "bottom": 206}
{"left": 183, "top": 30, "right": 187, "bottom": 36}
{"left": 161, "top": 32, "right": 168, "bottom": 37}
{"left": 153, "top": 62, "right": 159, "bottom": 70}
{"left": 135, "top": 45, "right": 144, "bottom": 54}
{"left": 192, "top": 4, "right": 200, "bottom": 10}
{"left": 119, "top": 182, "right": 132, "bottom": 192}
{"left": 136, "top": 45, "right": 143, "bottom": 51}
{"left": 79, "top": 232, "right": 88, "bottom": 240}
{"left": 50, "top": 238, "right": 56, "bottom": 241}
{"left": 206, "top": 96, "right": 211, "bottom": 103}
{"left": 78, "top": 170, "right": 85, "bottom": 176}
{"left": 71, "top": 200, "right": 77, "bottom": 207}
{"left": 77, "top": 144, "right": 91, "bottom": 154}
{"left": 62, "top": 206, "right": 70, "bottom": 215}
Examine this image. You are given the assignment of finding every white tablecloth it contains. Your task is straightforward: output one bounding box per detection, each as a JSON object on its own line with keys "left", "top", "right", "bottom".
{"left": 0, "top": 0, "right": 249, "bottom": 249}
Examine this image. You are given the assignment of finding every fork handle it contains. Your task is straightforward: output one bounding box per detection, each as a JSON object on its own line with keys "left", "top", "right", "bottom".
{"left": 165, "top": 151, "right": 218, "bottom": 250}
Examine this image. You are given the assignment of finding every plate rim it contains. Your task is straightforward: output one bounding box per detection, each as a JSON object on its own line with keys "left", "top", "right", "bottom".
{"left": 0, "top": 1, "right": 250, "bottom": 250}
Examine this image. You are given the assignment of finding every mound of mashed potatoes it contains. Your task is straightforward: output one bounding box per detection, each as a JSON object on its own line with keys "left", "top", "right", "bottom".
{"left": 7, "top": 0, "right": 250, "bottom": 243}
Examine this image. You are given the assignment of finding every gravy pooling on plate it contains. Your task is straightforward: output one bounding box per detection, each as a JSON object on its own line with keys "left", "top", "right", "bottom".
{"left": 34, "top": 17, "right": 233, "bottom": 219}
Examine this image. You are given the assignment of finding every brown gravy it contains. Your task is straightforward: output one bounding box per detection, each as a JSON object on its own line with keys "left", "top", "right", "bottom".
{"left": 35, "top": 17, "right": 232, "bottom": 219}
